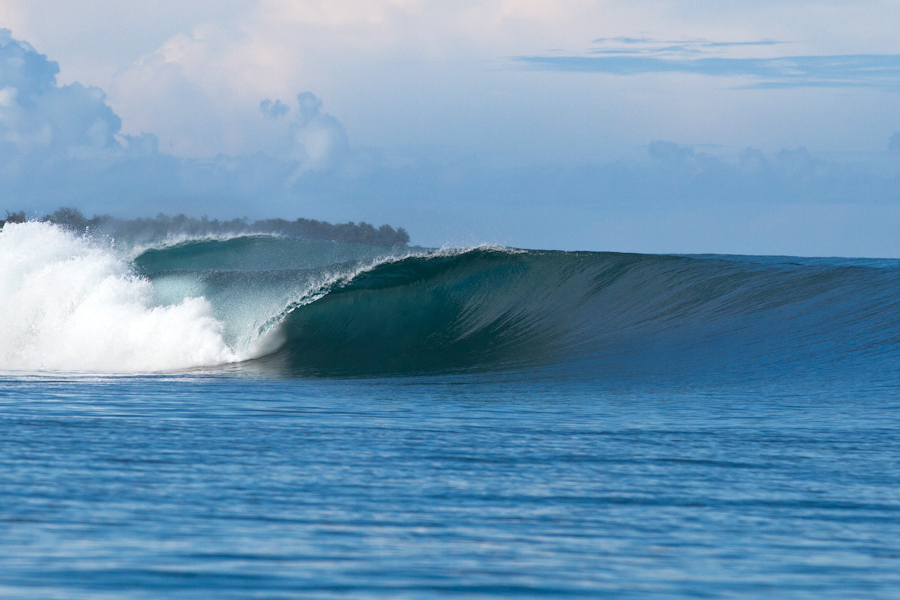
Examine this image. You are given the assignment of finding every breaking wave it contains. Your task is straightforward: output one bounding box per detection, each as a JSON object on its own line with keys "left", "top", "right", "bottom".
{"left": 0, "top": 223, "right": 242, "bottom": 372}
{"left": 2, "top": 222, "right": 899, "bottom": 378}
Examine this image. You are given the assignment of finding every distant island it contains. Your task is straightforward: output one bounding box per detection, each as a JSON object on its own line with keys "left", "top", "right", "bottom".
{"left": 1, "top": 208, "right": 410, "bottom": 247}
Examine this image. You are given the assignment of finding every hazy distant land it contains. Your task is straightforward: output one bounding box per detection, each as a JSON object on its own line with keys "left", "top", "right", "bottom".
{"left": 1, "top": 208, "right": 410, "bottom": 247}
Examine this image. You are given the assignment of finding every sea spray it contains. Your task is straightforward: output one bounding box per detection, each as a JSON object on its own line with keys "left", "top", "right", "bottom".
{"left": 0, "top": 222, "right": 238, "bottom": 372}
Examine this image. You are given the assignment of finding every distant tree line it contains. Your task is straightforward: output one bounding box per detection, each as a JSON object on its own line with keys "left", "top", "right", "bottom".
{"left": 1, "top": 208, "right": 410, "bottom": 246}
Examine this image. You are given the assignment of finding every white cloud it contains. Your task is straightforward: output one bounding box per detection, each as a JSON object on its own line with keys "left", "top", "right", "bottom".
{"left": 0, "top": 0, "right": 256, "bottom": 87}
{"left": 2, "top": 7, "right": 900, "bottom": 256}
{"left": 0, "top": 29, "right": 124, "bottom": 167}
{"left": 0, "top": 29, "right": 351, "bottom": 217}
{"left": 86, "top": 0, "right": 900, "bottom": 162}
{"left": 281, "top": 92, "right": 349, "bottom": 173}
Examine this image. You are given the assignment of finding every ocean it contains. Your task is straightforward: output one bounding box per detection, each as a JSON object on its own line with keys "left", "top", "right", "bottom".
{"left": 1, "top": 221, "right": 899, "bottom": 598}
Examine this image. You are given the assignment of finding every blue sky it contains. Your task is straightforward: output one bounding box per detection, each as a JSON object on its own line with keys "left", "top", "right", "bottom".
{"left": 1, "top": 1, "right": 899, "bottom": 256}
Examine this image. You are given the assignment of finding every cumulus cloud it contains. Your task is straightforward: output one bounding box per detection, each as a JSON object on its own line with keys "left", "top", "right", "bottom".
{"left": 280, "top": 92, "right": 348, "bottom": 174}
{"left": 2, "top": 28, "right": 900, "bottom": 256}
{"left": 0, "top": 29, "right": 128, "bottom": 167}
{"left": 99, "top": 1, "right": 652, "bottom": 159}
{"left": 0, "top": 29, "right": 352, "bottom": 217}
{"left": 259, "top": 98, "right": 289, "bottom": 119}
{"left": 6, "top": 0, "right": 900, "bottom": 166}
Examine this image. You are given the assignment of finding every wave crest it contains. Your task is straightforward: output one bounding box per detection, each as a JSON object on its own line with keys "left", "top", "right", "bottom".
{"left": 4, "top": 224, "right": 899, "bottom": 378}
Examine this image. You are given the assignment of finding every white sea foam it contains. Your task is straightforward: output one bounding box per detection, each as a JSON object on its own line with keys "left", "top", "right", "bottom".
{"left": 0, "top": 222, "right": 239, "bottom": 372}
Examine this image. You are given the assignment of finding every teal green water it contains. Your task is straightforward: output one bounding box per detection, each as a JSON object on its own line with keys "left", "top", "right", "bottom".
{"left": 2, "top": 232, "right": 900, "bottom": 597}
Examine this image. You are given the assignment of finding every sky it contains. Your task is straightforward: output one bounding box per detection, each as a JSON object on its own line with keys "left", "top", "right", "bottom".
{"left": 1, "top": 0, "right": 899, "bottom": 256}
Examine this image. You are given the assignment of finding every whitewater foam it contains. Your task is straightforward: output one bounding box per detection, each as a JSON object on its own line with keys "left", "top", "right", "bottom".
{"left": 0, "top": 223, "right": 240, "bottom": 372}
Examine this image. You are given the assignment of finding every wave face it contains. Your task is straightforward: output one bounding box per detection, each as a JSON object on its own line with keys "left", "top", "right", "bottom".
{"left": 2, "top": 223, "right": 899, "bottom": 378}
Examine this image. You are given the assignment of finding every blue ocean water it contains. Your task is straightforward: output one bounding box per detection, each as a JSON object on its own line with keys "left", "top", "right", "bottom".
{"left": 1, "top": 223, "right": 899, "bottom": 597}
